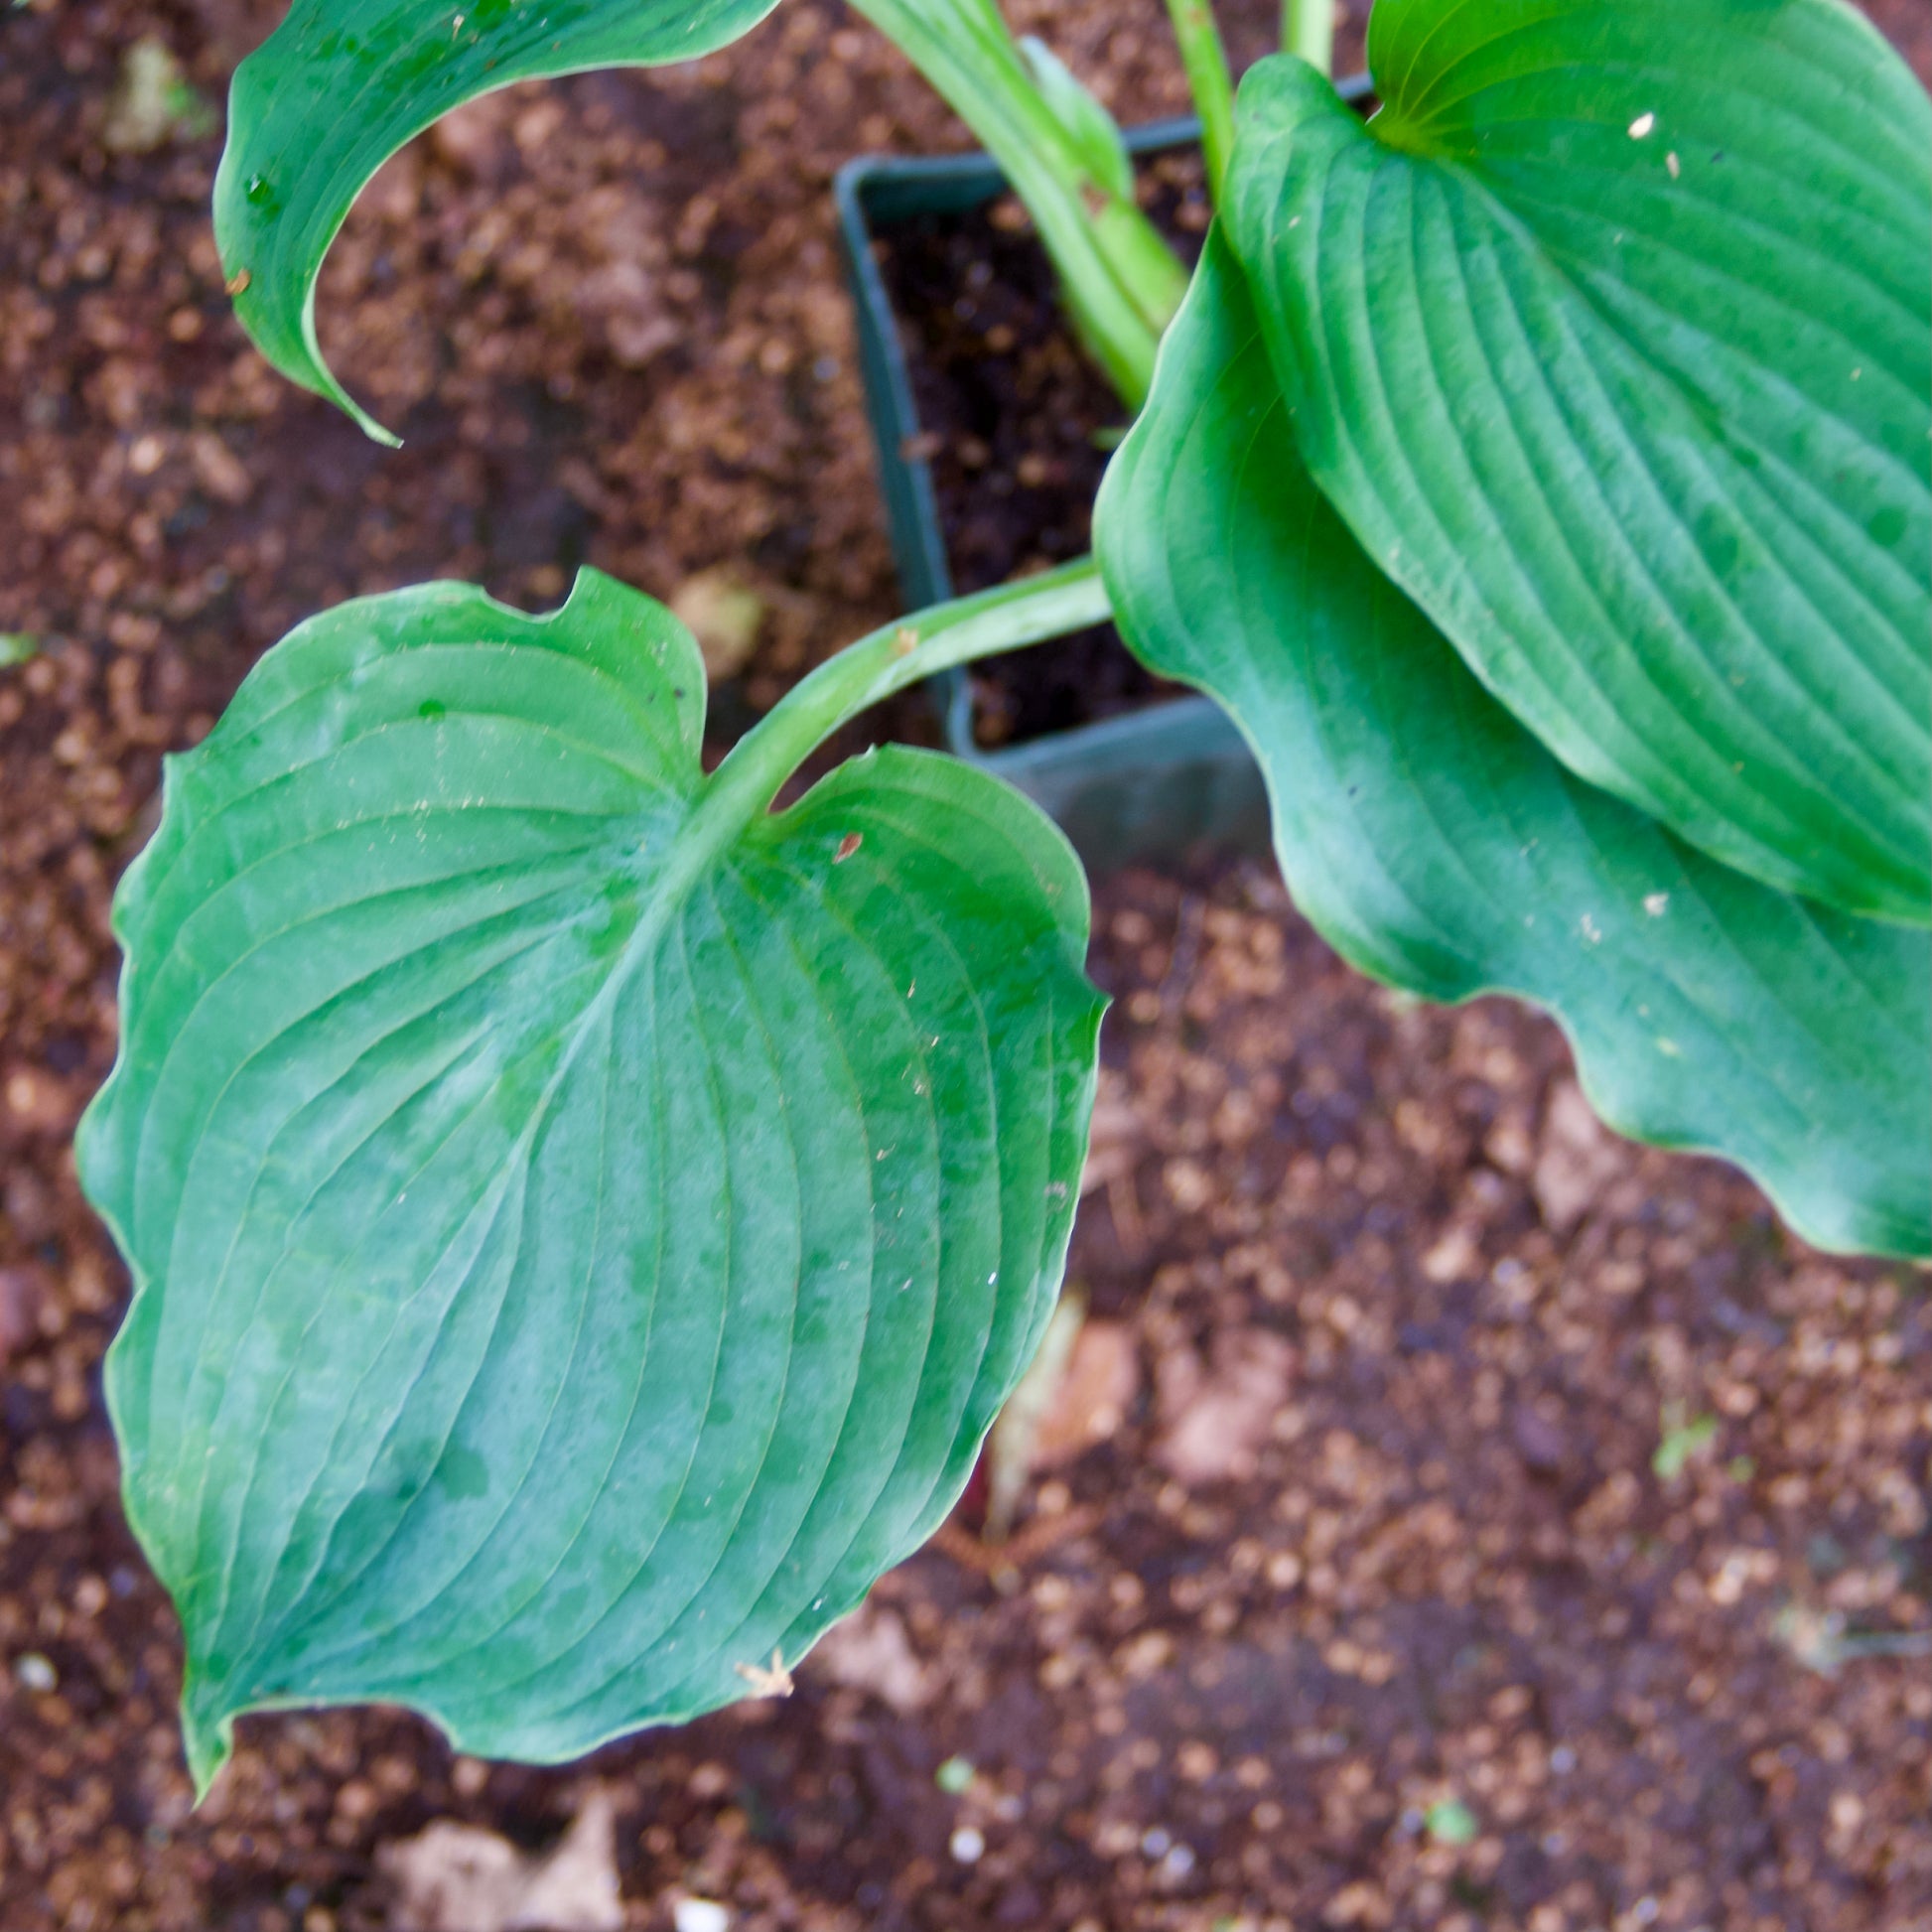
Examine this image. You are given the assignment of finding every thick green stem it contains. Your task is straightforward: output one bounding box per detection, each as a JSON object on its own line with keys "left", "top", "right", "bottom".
{"left": 698, "top": 559, "right": 1111, "bottom": 832}
{"left": 1283, "top": 0, "right": 1333, "bottom": 73}
{"left": 847, "top": 0, "right": 1185, "bottom": 407}
{"left": 1164, "top": 0, "right": 1236, "bottom": 203}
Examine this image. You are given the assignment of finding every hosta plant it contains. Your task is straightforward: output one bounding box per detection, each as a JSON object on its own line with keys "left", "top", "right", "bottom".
{"left": 78, "top": 0, "right": 1930, "bottom": 1788}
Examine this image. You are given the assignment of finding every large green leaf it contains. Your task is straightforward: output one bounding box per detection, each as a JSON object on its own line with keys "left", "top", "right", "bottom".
{"left": 213, "top": 0, "right": 780, "bottom": 442}
{"left": 1222, "top": 3, "right": 1932, "bottom": 924}
{"left": 79, "top": 571, "right": 1103, "bottom": 1788}
{"left": 1097, "top": 234, "right": 1931, "bottom": 1258}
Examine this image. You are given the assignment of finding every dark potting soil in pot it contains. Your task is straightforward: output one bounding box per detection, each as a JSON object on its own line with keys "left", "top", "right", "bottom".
{"left": 871, "top": 150, "right": 1213, "bottom": 750}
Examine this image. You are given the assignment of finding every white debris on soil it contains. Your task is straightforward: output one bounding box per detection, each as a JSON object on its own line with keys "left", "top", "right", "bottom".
{"left": 672, "top": 1898, "right": 734, "bottom": 1932}
{"left": 1532, "top": 1077, "right": 1628, "bottom": 1236}
{"left": 1155, "top": 1326, "right": 1297, "bottom": 1486}
{"left": 376, "top": 1786, "right": 623, "bottom": 1932}
{"left": 1031, "top": 1317, "right": 1141, "bottom": 1469}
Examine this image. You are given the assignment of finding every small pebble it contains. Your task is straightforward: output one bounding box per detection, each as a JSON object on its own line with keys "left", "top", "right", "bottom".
{"left": 934, "top": 1754, "right": 975, "bottom": 1794}
{"left": 948, "top": 1826, "right": 986, "bottom": 1864}
{"left": 1425, "top": 1797, "right": 1478, "bottom": 1847}
{"left": 1550, "top": 1744, "right": 1579, "bottom": 1774}
{"left": 1140, "top": 1826, "right": 1172, "bottom": 1858}
{"left": 1160, "top": 1843, "right": 1196, "bottom": 1880}
{"left": 673, "top": 1899, "right": 732, "bottom": 1932}
{"left": 15, "top": 1652, "right": 57, "bottom": 1692}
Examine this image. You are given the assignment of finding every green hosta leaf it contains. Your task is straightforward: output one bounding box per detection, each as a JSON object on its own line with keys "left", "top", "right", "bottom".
{"left": 214, "top": 0, "right": 780, "bottom": 443}
{"left": 1097, "top": 235, "right": 1931, "bottom": 1258}
{"left": 79, "top": 571, "right": 1103, "bottom": 1788}
{"left": 1222, "top": 3, "right": 1932, "bottom": 923}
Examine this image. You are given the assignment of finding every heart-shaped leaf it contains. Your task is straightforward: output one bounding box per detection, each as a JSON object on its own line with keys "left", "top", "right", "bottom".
{"left": 1097, "top": 234, "right": 1931, "bottom": 1258}
{"left": 214, "top": 0, "right": 781, "bottom": 442}
{"left": 1223, "top": 4, "right": 1932, "bottom": 923}
{"left": 80, "top": 571, "right": 1104, "bottom": 1788}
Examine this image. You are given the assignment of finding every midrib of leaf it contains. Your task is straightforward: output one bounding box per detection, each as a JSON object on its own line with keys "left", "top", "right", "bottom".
{"left": 399, "top": 919, "right": 763, "bottom": 1712}
{"left": 286, "top": 976, "right": 687, "bottom": 1713}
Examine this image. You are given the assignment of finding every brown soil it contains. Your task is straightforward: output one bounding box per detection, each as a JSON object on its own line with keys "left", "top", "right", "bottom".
{"left": 2, "top": 2, "right": 1928, "bottom": 1930}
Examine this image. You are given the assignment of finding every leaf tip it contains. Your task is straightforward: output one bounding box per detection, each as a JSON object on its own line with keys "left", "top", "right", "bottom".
{"left": 181, "top": 1683, "right": 236, "bottom": 1803}
{"left": 344, "top": 396, "right": 404, "bottom": 450}
{"left": 297, "top": 303, "right": 403, "bottom": 448}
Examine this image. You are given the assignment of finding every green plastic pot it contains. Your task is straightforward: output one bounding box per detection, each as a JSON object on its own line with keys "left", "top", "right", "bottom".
{"left": 832, "top": 89, "right": 1369, "bottom": 875}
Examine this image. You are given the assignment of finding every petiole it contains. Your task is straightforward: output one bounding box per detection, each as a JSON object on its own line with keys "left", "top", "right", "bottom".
{"left": 1283, "top": 0, "right": 1334, "bottom": 74}
{"left": 699, "top": 557, "right": 1112, "bottom": 830}
{"left": 1164, "top": 0, "right": 1236, "bottom": 203}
